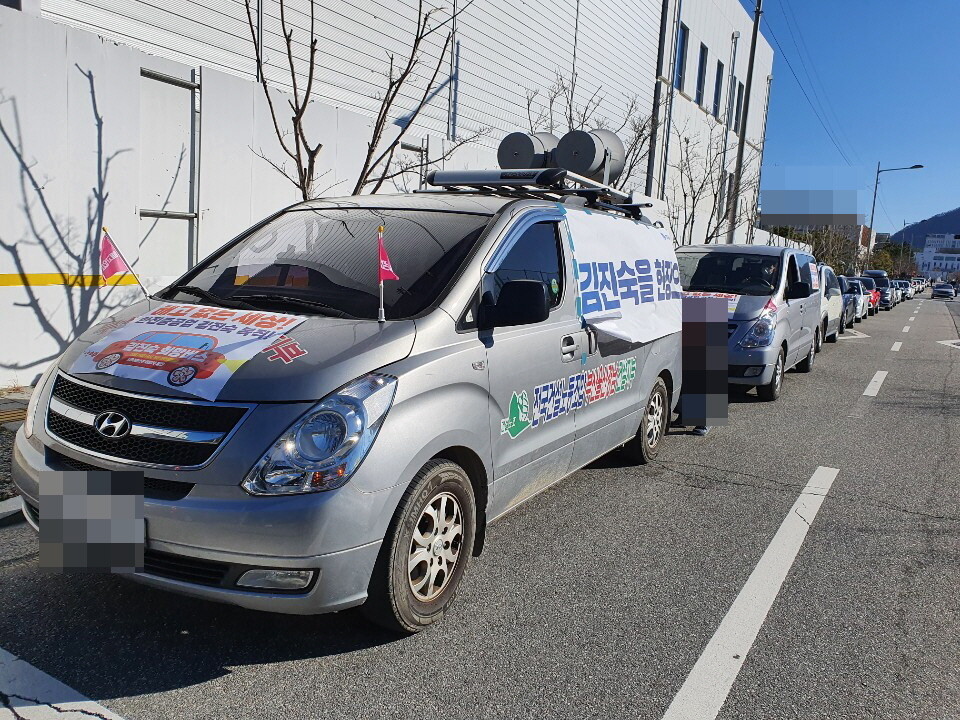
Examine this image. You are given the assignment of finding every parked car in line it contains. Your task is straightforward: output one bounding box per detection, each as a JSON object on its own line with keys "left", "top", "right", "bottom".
{"left": 838, "top": 276, "right": 863, "bottom": 328}
{"left": 817, "top": 264, "right": 844, "bottom": 346}
{"left": 854, "top": 276, "right": 881, "bottom": 315}
{"left": 896, "top": 280, "right": 914, "bottom": 300}
{"left": 853, "top": 280, "right": 871, "bottom": 321}
{"left": 873, "top": 275, "right": 896, "bottom": 310}
{"left": 932, "top": 282, "right": 957, "bottom": 299}
{"left": 13, "top": 182, "right": 685, "bottom": 632}
{"left": 676, "top": 244, "right": 819, "bottom": 402}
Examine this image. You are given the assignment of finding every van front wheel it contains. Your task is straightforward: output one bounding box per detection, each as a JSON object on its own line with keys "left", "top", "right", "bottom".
{"left": 363, "top": 460, "right": 476, "bottom": 634}
{"left": 623, "top": 378, "right": 669, "bottom": 464}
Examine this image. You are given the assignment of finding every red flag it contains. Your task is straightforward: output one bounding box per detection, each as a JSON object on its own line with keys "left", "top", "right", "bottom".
{"left": 378, "top": 225, "right": 399, "bottom": 282}
{"left": 100, "top": 228, "right": 130, "bottom": 280}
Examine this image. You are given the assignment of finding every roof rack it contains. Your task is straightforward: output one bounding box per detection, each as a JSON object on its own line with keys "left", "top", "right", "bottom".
{"left": 420, "top": 168, "right": 653, "bottom": 220}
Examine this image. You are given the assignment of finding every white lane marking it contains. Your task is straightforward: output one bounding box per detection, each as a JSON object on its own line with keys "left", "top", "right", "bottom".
{"left": 0, "top": 646, "right": 125, "bottom": 719}
{"left": 909, "top": 316, "right": 916, "bottom": 321}
{"left": 903, "top": 326, "right": 911, "bottom": 333}
{"left": 863, "top": 370, "right": 888, "bottom": 396}
{"left": 661, "top": 467, "right": 840, "bottom": 720}
{"left": 891, "top": 342, "right": 902, "bottom": 352}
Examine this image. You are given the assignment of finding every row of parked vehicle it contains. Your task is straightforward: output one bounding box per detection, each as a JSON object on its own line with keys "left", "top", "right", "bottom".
{"left": 7, "top": 170, "right": 940, "bottom": 632}
{"left": 675, "top": 246, "right": 926, "bottom": 402}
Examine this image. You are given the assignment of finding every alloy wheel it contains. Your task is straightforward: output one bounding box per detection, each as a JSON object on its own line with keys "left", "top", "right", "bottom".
{"left": 645, "top": 389, "right": 665, "bottom": 448}
{"left": 408, "top": 491, "right": 463, "bottom": 602}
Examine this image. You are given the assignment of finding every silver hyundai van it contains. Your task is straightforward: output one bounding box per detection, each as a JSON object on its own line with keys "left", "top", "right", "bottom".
{"left": 13, "top": 176, "right": 682, "bottom": 632}
{"left": 675, "top": 244, "right": 820, "bottom": 401}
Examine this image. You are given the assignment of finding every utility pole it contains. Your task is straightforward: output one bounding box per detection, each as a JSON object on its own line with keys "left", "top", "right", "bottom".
{"left": 725, "top": 0, "right": 762, "bottom": 244}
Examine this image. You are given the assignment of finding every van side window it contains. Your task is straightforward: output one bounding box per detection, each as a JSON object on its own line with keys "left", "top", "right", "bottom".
{"left": 491, "top": 221, "right": 564, "bottom": 308}
{"left": 798, "top": 256, "right": 814, "bottom": 287}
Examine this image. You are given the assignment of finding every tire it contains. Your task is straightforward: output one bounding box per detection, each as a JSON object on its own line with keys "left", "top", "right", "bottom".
{"left": 815, "top": 324, "right": 824, "bottom": 353}
{"left": 167, "top": 365, "right": 198, "bottom": 386}
{"left": 796, "top": 333, "right": 816, "bottom": 373}
{"left": 363, "top": 460, "right": 476, "bottom": 634}
{"left": 826, "top": 324, "right": 839, "bottom": 343}
{"left": 95, "top": 353, "right": 121, "bottom": 369}
{"left": 623, "top": 378, "right": 669, "bottom": 464}
{"left": 847, "top": 313, "right": 855, "bottom": 329}
{"left": 757, "top": 349, "right": 784, "bottom": 401}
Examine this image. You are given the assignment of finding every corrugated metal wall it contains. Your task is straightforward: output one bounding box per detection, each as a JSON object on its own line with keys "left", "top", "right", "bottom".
{"left": 41, "top": 0, "right": 661, "bottom": 154}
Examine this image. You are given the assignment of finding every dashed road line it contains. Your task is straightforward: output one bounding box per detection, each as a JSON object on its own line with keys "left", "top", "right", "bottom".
{"left": 891, "top": 342, "right": 902, "bottom": 352}
{"left": 661, "top": 466, "right": 840, "bottom": 720}
{"left": 903, "top": 325, "right": 911, "bottom": 333}
{"left": 0, "top": 646, "right": 125, "bottom": 719}
{"left": 863, "top": 370, "right": 888, "bottom": 397}
{"left": 909, "top": 316, "right": 916, "bottom": 321}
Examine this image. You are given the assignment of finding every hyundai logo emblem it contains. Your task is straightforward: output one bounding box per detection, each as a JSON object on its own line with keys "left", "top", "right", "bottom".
{"left": 94, "top": 411, "right": 131, "bottom": 438}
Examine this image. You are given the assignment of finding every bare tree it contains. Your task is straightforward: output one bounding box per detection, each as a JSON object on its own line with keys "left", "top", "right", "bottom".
{"left": 244, "top": 0, "right": 323, "bottom": 202}
{"left": 524, "top": 73, "right": 657, "bottom": 192}
{"left": 352, "top": 0, "right": 487, "bottom": 195}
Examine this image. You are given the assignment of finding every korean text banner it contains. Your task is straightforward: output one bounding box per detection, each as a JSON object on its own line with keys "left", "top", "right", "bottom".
{"left": 70, "top": 303, "right": 306, "bottom": 401}
{"left": 567, "top": 210, "right": 682, "bottom": 344}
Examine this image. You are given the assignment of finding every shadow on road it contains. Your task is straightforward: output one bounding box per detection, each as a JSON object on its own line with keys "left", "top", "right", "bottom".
{"left": 0, "top": 541, "right": 401, "bottom": 703}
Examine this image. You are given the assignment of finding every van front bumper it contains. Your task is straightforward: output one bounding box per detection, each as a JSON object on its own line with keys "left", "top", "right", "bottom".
{"left": 12, "top": 429, "right": 387, "bottom": 615}
{"left": 726, "top": 344, "right": 779, "bottom": 387}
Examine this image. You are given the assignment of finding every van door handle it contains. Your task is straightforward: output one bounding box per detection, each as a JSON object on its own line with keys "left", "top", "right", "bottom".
{"left": 561, "top": 334, "right": 580, "bottom": 361}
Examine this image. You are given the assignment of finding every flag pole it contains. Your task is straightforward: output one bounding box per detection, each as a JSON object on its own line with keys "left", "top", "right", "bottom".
{"left": 378, "top": 225, "right": 386, "bottom": 323}
{"left": 102, "top": 226, "right": 149, "bottom": 299}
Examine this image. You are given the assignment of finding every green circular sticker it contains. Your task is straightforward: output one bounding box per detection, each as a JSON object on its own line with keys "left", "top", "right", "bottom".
{"left": 551, "top": 278, "right": 560, "bottom": 295}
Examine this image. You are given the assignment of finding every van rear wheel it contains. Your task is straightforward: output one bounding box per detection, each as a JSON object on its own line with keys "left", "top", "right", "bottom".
{"left": 623, "top": 378, "right": 668, "bottom": 464}
{"left": 363, "top": 460, "right": 476, "bottom": 634}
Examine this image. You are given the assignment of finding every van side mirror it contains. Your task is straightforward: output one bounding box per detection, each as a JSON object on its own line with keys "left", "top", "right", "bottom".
{"left": 785, "top": 281, "right": 811, "bottom": 300}
{"left": 479, "top": 280, "right": 550, "bottom": 329}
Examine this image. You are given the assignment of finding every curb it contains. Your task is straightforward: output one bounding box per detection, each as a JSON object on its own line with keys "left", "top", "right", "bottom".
{"left": 0, "top": 496, "right": 25, "bottom": 526}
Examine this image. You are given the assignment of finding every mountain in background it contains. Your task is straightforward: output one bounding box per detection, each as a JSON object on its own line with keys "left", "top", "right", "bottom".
{"left": 890, "top": 206, "right": 960, "bottom": 249}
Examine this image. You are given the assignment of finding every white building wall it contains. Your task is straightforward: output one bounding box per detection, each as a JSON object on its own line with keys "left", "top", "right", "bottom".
{"left": 39, "top": 0, "right": 662, "bottom": 163}
{"left": 650, "top": 0, "right": 773, "bottom": 245}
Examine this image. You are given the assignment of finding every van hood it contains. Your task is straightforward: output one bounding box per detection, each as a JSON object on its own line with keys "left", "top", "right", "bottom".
{"left": 58, "top": 298, "right": 417, "bottom": 402}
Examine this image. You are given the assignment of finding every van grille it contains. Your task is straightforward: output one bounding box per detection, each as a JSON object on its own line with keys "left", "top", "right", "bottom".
{"left": 46, "top": 374, "right": 248, "bottom": 467}
{"left": 51, "top": 375, "right": 245, "bottom": 431}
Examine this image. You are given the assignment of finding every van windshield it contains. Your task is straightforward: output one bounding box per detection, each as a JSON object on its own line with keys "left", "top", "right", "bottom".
{"left": 873, "top": 277, "right": 890, "bottom": 288}
{"left": 163, "top": 208, "right": 492, "bottom": 320}
{"left": 677, "top": 251, "right": 781, "bottom": 296}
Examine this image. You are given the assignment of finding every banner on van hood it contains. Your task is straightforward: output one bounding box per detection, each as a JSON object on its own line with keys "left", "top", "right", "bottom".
{"left": 70, "top": 303, "right": 306, "bottom": 401}
{"left": 565, "top": 210, "right": 682, "bottom": 344}
{"left": 681, "top": 291, "right": 741, "bottom": 317}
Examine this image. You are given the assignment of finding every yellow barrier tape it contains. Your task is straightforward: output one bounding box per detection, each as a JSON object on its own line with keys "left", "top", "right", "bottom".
{"left": 0, "top": 274, "right": 141, "bottom": 287}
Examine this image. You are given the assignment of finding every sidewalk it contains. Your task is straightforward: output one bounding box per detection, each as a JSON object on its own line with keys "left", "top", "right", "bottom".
{"left": 0, "top": 386, "right": 31, "bottom": 432}
{"left": 0, "top": 385, "right": 31, "bottom": 523}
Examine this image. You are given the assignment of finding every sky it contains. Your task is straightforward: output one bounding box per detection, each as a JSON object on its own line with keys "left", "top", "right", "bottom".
{"left": 741, "top": 0, "right": 960, "bottom": 234}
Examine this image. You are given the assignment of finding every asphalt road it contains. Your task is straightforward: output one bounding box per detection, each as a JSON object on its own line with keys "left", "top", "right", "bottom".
{"left": 1, "top": 292, "right": 958, "bottom": 720}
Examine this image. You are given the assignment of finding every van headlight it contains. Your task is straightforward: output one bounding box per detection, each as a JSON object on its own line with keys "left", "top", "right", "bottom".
{"left": 242, "top": 374, "right": 397, "bottom": 495}
{"left": 739, "top": 314, "right": 777, "bottom": 348}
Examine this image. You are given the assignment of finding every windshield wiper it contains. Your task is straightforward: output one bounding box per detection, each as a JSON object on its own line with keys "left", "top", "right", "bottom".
{"left": 165, "top": 285, "right": 254, "bottom": 309}
{"left": 234, "top": 294, "right": 358, "bottom": 319}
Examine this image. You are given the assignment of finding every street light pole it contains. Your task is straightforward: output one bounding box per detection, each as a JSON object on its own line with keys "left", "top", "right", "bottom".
{"left": 725, "top": 0, "right": 762, "bottom": 244}
{"left": 865, "top": 162, "right": 923, "bottom": 269}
